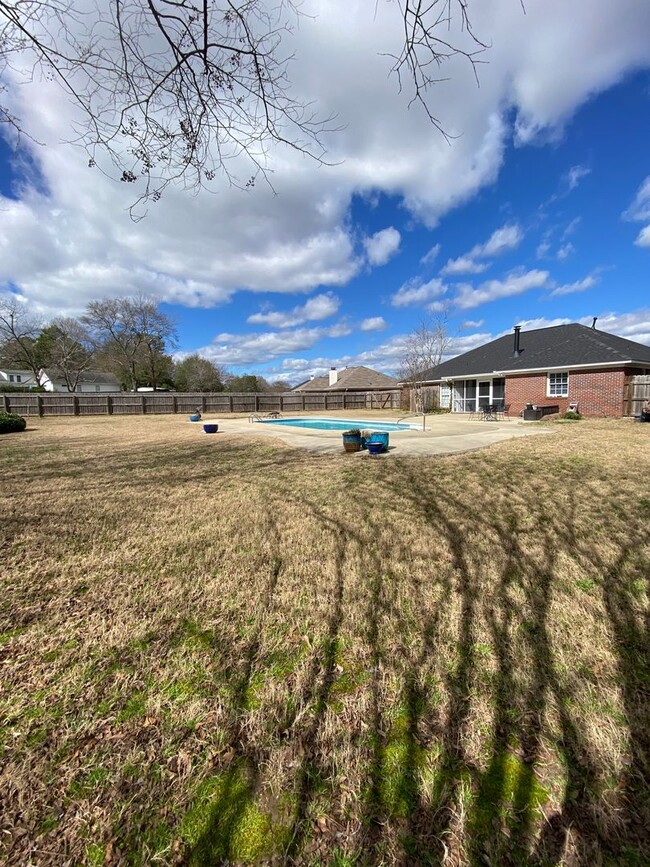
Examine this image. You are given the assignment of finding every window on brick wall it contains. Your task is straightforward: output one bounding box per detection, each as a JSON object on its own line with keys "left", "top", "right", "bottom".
{"left": 547, "top": 372, "right": 568, "bottom": 397}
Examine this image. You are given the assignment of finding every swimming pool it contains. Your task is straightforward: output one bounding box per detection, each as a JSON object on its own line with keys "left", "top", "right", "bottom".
{"left": 258, "top": 417, "right": 418, "bottom": 431}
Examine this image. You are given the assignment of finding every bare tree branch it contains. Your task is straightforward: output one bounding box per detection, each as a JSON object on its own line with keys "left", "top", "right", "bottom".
{"left": 0, "top": 1, "right": 489, "bottom": 213}
{"left": 0, "top": 295, "right": 46, "bottom": 384}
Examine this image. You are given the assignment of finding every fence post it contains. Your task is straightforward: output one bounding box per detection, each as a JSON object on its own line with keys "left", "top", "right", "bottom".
{"left": 73, "top": 395, "right": 80, "bottom": 416}
{"left": 37, "top": 394, "right": 43, "bottom": 417}
{"left": 172, "top": 395, "right": 177, "bottom": 414}
{"left": 141, "top": 394, "right": 146, "bottom": 414}
{"left": 107, "top": 395, "right": 113, "bottom": 415}
{"left": 1, "top": 393, "right": 6, "bottom": 413}
{"left": 302, "top": 394, "right": 305, "bottom": 411}
{"left": 343, "top": 393, "right": 347, "bottom": 410}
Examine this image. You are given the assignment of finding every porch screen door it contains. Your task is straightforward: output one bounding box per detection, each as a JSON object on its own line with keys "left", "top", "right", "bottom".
{"left": 478, "top": 381, "right": 490, "bottom": 409}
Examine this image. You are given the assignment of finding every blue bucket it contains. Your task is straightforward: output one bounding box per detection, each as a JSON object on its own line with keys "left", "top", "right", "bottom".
{"left": 203, "top": 423, "right": 218, "bottom": 434}
{"left": 367, "top": 432, "right": 389, "bottom": 453}
{"left": 189, "top": 413, "right": 201, "bottom": 422}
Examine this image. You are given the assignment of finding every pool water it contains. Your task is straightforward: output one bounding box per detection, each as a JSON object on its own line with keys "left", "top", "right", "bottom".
{"left": 258, "top": 417, "right": 417, "bottom": 432}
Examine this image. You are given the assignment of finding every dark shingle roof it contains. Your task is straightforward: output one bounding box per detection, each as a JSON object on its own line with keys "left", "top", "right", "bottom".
{"left": 421, "top": 324, "right": 650, "bottom": 381}
{"left": 293, "top": 365, "right": 399, "bottom": 391}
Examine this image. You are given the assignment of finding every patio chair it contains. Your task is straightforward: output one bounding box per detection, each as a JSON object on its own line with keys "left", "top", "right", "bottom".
{"left": 497, "top": 403, "right": 511, "bottom": 421}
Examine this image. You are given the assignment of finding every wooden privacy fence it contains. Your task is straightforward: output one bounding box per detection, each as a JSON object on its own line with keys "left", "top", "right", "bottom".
{"left": 1, "top": 390, "right": 402, "bottom": 417}
{"left": 624, "top": 375, "right": 650, "bottom": 416}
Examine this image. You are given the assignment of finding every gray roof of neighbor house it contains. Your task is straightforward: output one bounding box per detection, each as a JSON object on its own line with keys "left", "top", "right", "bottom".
{"left": 420, "top": 323, "right": 650, "bottom": 382}
{"left": 293, "top": 365, "right": 399, "bottom": 391}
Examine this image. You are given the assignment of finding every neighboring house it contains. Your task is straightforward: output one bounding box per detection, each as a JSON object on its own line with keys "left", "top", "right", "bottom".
{"left": 293, "top": 365, "right": 399, "bottom": 392}
{"left": 414, "top": 322, "right": 650, "bottom": 418}
{"left": 39, "top": 370, "right": 122, "bottom": 393}
{"left": 0, "top": 368, "right": 40, "bottom": 388}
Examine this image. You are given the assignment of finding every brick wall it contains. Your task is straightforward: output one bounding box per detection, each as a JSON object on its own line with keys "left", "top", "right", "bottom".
{"left": 505, "top": 368, "right": 627, "bottom": 418}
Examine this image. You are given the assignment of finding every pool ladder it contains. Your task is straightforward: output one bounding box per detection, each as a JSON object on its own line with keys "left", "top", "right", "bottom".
{"left": 396, "top": 412, "right": 427, "bottom": 431}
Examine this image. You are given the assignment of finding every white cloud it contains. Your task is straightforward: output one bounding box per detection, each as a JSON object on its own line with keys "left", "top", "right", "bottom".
{"left": 247, "top": 292, "right": 340, "bottom": 327}
{"left": 635, "top": 225, "right": 650, "bottom": 247}
{"left": 623, "top": 178, "right": 650, "bottom": 248}
{"left": 474, "top": 224, "right": 523, "bottom": 257}
{"left": 420, "top": 243, "right": 441, "bottom": 265}
{"left": 360, "top": 316, "right": 387, "bottom": 331}
{"left": 623, "top": 176, "right": 650, "bottom": 222}
{"left": 582, "top": 310, "right": 650, "bottom": 345}
{"left": 391, "top": 277, "right": 448, "bottom": 307}
{"left": 567, "top": 165, "right": 591, "bottom": 190}
{"left": 536, "top": 240, "right": 551, "bottom": 258}
{"left": 548, "top": 274, "right": 598, "bottom": 297}
{"left": 562, "top": 217, "right": 582, "bottom": 237}
{"left": 440, "top": 256, "right": 489, "bottom": 276}
{"left": 454, "top": 269, "right": 550, "bottom": 309}
{"left": 440, "top": 223, "right": 522, "bottom": 275}
{"left": 363, "top": 227, "right": 401, "bottom": 266}
{"left": 461, "top": 319, "right": 484, "bottom": 328}
{"left": 199, "top": 321, "right": 352, "bottom": 367}
{"left": 556, "top": 242, "right": 575, "bottom": 260}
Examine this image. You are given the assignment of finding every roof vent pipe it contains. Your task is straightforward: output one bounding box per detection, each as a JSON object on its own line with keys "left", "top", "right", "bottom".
{"left": 513, "top": 325, "right": 521, "bottom": 357}
{"left": 592, "top": 317, "right": 598, "bottom": 329}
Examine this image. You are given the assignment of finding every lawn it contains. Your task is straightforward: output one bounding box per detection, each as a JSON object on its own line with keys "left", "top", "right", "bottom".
{"left": 0, "top": 415, "right": 648, "bottom": 866}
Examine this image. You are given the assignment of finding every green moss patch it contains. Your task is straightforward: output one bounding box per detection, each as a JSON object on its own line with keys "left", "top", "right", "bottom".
{"left": 180, "top": 764, "right": 287, "bottom": 864}
{"left": 369, "top": 710, "right": 437, "bottom": 820}
{"left": 468, "top": 749, "right": 549, "bottom": 862}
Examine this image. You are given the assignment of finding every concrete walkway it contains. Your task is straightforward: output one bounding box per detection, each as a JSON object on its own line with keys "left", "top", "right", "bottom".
{"left": 200, "top": 412, "right": 552, "bottom": 457}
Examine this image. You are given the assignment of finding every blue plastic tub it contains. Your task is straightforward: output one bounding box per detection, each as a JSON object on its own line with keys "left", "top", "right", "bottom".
{"left": 189, "top": 413, "right": 201, "bottom": 422}
{"left": 203, "top": 423, "right": 218, "bottom": 434}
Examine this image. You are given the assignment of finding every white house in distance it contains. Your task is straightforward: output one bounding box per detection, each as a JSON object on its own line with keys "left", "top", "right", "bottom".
{"left": 39, "top": 370, "right": 122, "bottom": 393}
{"left": 1, "top": 368, "right": 122, "bottom": 392}
{"left": 0, "top": 368, "right": 40, "bottom": 388}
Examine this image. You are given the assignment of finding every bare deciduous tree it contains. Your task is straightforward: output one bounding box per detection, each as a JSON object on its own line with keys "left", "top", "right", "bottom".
{"left": 83, "top": 294, "right": 176, "bottom": 390}
{"left": 0, "top": 1, "right": 487, "bottom": 212}
{"left": 35, "top": 318, "right": 96, "bottom": 391}
{"left": 0, "top": 295, "right": 46, "bottom": 385}
{"left": 399, "top": 314, "right": 452, "bottom": 411}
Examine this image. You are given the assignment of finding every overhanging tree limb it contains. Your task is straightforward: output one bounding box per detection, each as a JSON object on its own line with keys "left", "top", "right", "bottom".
{"left": 0, "top": 1, "right": 488, "bottom": 213}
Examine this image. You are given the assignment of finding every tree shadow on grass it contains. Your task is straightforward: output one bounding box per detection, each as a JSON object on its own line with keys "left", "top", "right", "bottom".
{"left": 372, "top": 460, "right": 649, "bottom": 866}
{"left": 186, "top": 512, "right": 285, "bottom": 865}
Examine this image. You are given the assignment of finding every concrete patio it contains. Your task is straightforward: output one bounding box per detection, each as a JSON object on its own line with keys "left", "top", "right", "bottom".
{"left": 199, "top": 411, "right": 553, "bottom": 456}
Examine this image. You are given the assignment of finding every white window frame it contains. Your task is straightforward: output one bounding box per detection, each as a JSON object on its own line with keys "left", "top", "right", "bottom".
{"left": 547, "top": 371, "right": 568, "bottom": 398}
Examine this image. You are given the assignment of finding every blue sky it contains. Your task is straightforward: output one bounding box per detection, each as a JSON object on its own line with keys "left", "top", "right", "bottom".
{"left": 1, "top": 0, "right": 650, "bottom": 383}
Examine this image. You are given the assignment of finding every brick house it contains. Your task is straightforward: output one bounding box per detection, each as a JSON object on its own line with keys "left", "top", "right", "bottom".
{"left": 416, "top": 322, "right": 650, "bottom": 418}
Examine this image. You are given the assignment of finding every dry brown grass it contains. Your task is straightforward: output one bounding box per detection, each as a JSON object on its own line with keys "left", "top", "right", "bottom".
{"left": 0, "top": 415, "right": 648, "bottom": 866}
